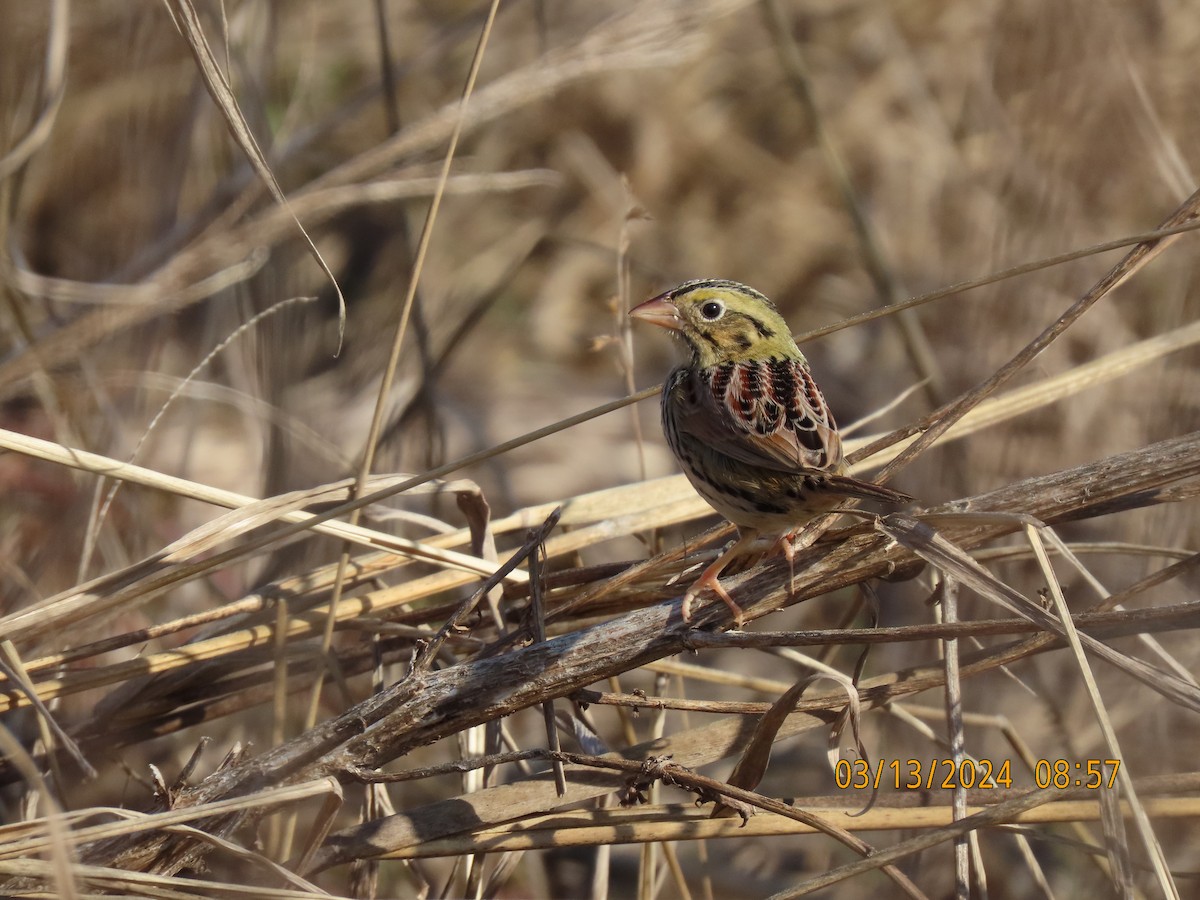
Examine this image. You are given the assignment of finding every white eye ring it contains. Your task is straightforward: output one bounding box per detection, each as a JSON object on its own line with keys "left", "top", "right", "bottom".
{"left": 699, "top": 300, "right": 725, "bottom": 320}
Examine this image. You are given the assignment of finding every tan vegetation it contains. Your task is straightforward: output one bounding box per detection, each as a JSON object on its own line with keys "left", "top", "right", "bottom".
{"left": 1, "top": 0, "right": 1199, "bottom": 897}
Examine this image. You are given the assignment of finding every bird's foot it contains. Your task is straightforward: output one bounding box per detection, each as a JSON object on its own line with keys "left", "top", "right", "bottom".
{"left": 771, "top": 524, "right": 827, "bottom": 595}
{"left": 680, "top": 529, "right": 757, "bottom": 628}
{"left": 767, "top": 532, "right": 799, "bottom": 596}
{"left": 682, "top": 567, "right": 746, "bottom": 628}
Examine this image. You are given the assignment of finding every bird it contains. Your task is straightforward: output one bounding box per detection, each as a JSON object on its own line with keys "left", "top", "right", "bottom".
{"left": 629, "top": 278, "right": 911, "bottom": 626}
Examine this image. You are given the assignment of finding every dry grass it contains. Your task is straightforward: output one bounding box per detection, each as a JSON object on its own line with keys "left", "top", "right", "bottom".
{"left": 2, "top": 1, "right": 1199, "bottom": 897}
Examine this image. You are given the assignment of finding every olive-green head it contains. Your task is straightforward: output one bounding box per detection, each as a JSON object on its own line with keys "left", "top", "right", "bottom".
{"left": 629, "top": 279, "right": 802, "bottom": 368}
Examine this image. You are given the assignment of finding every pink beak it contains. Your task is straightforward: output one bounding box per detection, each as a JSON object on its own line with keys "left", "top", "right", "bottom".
{"left": 628, "top": 293, "right": 682, "bottom": 331}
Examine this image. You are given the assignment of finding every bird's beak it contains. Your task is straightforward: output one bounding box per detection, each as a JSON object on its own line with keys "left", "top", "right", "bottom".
{"left": 628, "top": 293, "right": 682, "bottom": 331}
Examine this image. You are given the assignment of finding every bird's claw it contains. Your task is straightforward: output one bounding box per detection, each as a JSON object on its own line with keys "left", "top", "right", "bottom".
{"left": 682, "top": 574, "right": 745, "bottom": 628}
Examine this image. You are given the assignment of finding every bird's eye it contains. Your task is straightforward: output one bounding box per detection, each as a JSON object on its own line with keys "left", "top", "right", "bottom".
{"left": 699, "top": 300, "right": 725, "bottom": 320}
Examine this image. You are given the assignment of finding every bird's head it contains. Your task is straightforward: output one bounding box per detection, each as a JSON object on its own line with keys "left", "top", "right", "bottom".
{"left": 629, "top": 279, "right": 801, "bottom": 368}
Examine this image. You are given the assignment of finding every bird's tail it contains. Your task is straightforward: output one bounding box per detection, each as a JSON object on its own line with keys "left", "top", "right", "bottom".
{"left": 826, "top": 474, "right": 913, "bottom": 506}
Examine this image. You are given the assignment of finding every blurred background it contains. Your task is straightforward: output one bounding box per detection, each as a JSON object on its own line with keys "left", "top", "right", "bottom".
{"left": 2, "top": 1, "right": 1199, "bottom": 896}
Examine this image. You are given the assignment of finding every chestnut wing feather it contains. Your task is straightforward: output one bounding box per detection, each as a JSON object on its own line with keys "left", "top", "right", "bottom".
{"left": 670, "top": 358, "right": 843, "bottom": 474}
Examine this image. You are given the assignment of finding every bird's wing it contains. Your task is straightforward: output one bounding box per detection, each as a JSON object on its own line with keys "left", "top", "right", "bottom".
{"left": 671, "top": 358, "right": 844, "bottom": 474}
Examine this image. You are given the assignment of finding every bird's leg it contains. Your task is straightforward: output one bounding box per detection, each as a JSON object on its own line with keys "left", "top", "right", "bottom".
{"left": 764, "top": 531, "right": 798, "bottom": 580}
{"left": 780, "top": 531, "right": 797, "bottom": 596}
{"left": 770, "top": 519, "right": 827, "bottom": 596}
{"left": 682, "top": 528, "right": 757, "bottom": 627}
